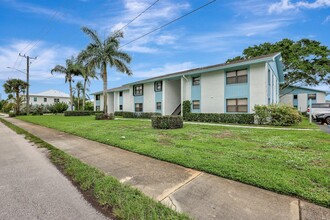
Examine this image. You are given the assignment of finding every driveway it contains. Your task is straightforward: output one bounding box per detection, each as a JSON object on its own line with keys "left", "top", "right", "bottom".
{"left": 317, "top": 122, "right": 330, "bottom": 134}
{"left": 0, "top": 122, "right": 108, "bottom": 220}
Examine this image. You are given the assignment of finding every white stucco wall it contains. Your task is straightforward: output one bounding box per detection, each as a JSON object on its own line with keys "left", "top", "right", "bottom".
{"left": 201, "top": 70, "right": 225, "bottom": 113}
{"left": 280, "top": 94, "right": 293, "bottom": 105}
{"left": 164, "top": 79, "right": 181, "bottom": 115}
{"left": 113, "top": 93, "right": 117, "bottom": 111}
{"left": 249, "top": 63, "right": 268, "bottom": 112}
{"left": 107, "top": 93, "right": 114, "bottom": 113}
{"left": 298, "top": 93, "right": 308, "bottom": 112}
{"left": 316, "top": 92, "right": 326, "bottom": 103}
{"left": 124, "top": 88, "right": 134, "bottom": 112}
{"left": 143, "top": 82, "right": 155, "bottom": 112}
{"left": 181, "top": 76, "right": 191, "bottom": 101}
{"left": 30, "top": 96, "right": 70, "bottom": 106}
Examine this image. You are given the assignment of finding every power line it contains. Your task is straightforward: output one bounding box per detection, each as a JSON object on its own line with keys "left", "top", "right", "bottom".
{"left": 119, "top": 0, "right": 217, "bottom": 49}
{"left": 12, "top": 0, "right": 65, "bottom": 68}
{"left": 117, "top": 0, "right": 160, "bottom": 32}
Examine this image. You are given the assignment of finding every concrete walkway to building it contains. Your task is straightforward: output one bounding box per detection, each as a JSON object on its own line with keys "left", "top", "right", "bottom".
{"left": 0, "top": 120, "right": 108, "bottom": 220}
{"left": 3, "top": 117, "right": 330, "bottom": 220}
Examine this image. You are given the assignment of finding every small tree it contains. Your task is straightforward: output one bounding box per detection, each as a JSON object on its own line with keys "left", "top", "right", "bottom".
{"left": 3, "top": 79, "right": 28, "bottom": 115}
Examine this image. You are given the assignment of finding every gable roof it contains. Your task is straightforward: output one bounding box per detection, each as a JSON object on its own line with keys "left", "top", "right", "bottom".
{"left": 30, "top": 90, "right": 70, "bottom": 98}
{"left": 283, "top": 85, "right": 329, "bottom": 94}
{"left": 91, "top": 53, "right": 283, "bottom": 95}
{"left": 90, "top": 86, "right": 129, "bottom": 95}
{"left": 124, "top": 52, "right": 283, "bottom": 86}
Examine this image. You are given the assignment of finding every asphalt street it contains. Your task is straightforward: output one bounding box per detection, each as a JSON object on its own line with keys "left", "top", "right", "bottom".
{"left": 0, "top": 121, "right": 108, "bottom": 220}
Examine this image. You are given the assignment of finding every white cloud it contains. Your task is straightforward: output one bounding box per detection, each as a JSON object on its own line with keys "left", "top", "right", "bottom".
{"left": 323, "top": 15, "right": 330, "bottom": 23}
{"left": 2, "top": 0, "right": 88, "bottom": 25}
{"left": 269, "top": 0, "right": 330, "bottom": 14}
{"left": 98, "top": 0, "right": 190, "bottom": 53}
{"left": 0, "top": 40, "right": 78, "bottom": 81}
{"left": 132, "top": 62, "right": 196, "bottom": 78}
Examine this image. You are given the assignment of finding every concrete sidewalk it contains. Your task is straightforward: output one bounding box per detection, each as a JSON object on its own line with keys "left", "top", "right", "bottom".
{"left": 0, "top": 121, "right": 108, "bottom": 220}
{"left": 4, "top": 117, "right": 330, "bottom": 220}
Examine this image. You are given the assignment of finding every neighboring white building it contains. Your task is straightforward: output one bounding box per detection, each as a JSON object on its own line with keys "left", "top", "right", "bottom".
{"left": 280, "top": 86, "right": 328, "bottom": 112}
{"left": 29, "top": 90, "right": 70, "bottom": 106}
{"left": 92, "top": 53, "right": 284, "bottom": 115}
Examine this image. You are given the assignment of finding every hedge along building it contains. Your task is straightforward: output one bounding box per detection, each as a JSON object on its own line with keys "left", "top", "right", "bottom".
{"left": 280, "top": 86, "right": 328, "bottom": 112}
{"left": 91, "top": 53, "right": 284, "bottom": 115}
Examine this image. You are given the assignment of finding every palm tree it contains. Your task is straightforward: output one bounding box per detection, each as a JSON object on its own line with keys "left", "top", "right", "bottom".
{"left": 74, "top": 81, "right": 83, "bottom": 110}
{"left": 3, "top": 79, "right": 28, "bottom": 115}
{"left": 51, "top": 57, "right": 81, "bottom": 111}
{"left": 76, "top": 60, "right": 98, "bottom": 110}
{"left": 79, "top": 27, "right": 132, "bottom": 114}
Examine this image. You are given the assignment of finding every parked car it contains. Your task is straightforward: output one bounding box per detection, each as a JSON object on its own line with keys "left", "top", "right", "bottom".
{"left": 315, "top": 113, "right": 330, "bottom": 125}
{"left": 307, "top": 103, "right": 330, "bottom": 118}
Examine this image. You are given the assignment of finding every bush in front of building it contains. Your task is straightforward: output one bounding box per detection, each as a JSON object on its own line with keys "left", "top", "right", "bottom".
{"left": 47, "top": 102, "right": 69, "bottom": 114}
{"left": 114, "top": 111, "right": 124, "bottom": 116}
{"left": 184, "top": 113, "right": 255, "bottom": 124}
{"left": 151, "top": 116, "right": 183, "bottom": 129}
{"left": 95, "top": 113, "right": 114, "bottom": 120}
{"left": 117, "top": 111, "right": 161, "bottom": 119}
{"left": 64, "top": 111, "right": 103, "bottom": 116}
{"left": 254, "top": 104, "right": 302, "bottom": 126}
{"left": 182, "top": 100, "right": 191, "bottom": 118}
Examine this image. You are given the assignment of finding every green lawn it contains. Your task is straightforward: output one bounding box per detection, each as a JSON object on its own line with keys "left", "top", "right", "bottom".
{"left": 18, "top": 115, "right": 330, "bottom": 207}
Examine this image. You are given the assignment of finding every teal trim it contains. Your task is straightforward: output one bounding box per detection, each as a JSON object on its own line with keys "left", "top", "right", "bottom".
{"left": 191, "top": 75, "right": 201, "bottom": 113}
{"left": 224, "top": 67, "right": 250, "bottom": 113}
{"left": 134, "top": 96, "right": 144, "bottom": 112}
{"left": 155, "top": 91, "right": 162, "bottom": 113}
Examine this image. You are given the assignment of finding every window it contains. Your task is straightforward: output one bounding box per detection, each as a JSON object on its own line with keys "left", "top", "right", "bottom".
{"left": 307, "top": 94, "right": 316, "bottom": 100}
{"left": 44, "top": 98, "right": 47, "bottom": 102}
{"left": 156, "top": 102, "right": 161, "bottom": 110}
{"left": 226, "top": 98, "right": 248, "bottom": 112}
{"left": 154, "top": 81, "right": 162, "bottom": 92}
{"left": 54, "top": 98, "right": 59, "bottom": 103}
{"left": 96, "top": 95, "right": 100, "bottom": 101}
{"left": 133, "top": 84, "right": 143, "bottom": 96}
{"left": 293, "top": 95, "right": 298, "bottom": 99}
{"left": 33, "top": 97, "right": 37, "bottom": 102}
{"left": 119, "top": 91, "right": 123, "bottom": 97}
{"left": 192, "top": 100, "right": 200, "bottom": 109}
{"left": 226, "top": 69, "right": 248, "bottom": 84}
{"left": 135, "top": 103, "right": 143, "bottom": 112}
{"left": 119, "top": 105, "right": 123, "bottom": 110}
{"left": 96, "top": 106, "right": 100, "bottom": 111}
{"left": 192, "top": 76, "right": 200, "bottom": 86}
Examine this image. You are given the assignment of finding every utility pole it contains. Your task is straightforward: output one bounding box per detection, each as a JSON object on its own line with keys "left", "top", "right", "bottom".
{"left": 19, "top": 53, "right": 37, "bottom": 115}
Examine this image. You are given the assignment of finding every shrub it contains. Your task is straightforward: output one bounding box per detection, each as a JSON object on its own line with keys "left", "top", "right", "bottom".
{"left": 254, "top": 104, "right": 302, "bottom": 126}
{"left": 114, "top": 111, "right": 123, "bottom": 116}
{"left": 120, "top": 111, "right": 161, "bottom": 119}
{"left": 3, "top": 102, "right": 15, "bottom": 113}
{"left": 269, "top": 105, "right": 302, "bottom": 126}
{"left": 48, "top": 102, "right": 68, "bottom": 114}
{"left": 9, "top": 112, "right": 16, "bottom": 117}
{"left": 151, "top": 116, "right": 183, "bottom": 129}
{"left": 182, "top": 100, "right": 191, "bottom": 118}
{"left": 64, "top": 111, "right": 103, "bottom": 116}
{"left": 254, "top": 105, "right": 270, "bottom": 124}
{"left": 95, "top": 113, "right": 114, "bottom": 120}
{"left": 184, "top": 113, "right": 255, "bottom": 124}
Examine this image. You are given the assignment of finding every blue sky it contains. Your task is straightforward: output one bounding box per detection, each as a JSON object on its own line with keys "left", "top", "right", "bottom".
{"left": 0, "top": 0, "right": 329, "bottom": 100}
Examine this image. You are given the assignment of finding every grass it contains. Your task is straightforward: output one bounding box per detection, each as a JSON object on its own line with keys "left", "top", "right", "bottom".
{"left": 0, "top": 118, "right": 190, "bottom": 220}
{"left": 16, "top": 115, "right": 330, "bottom": 208}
